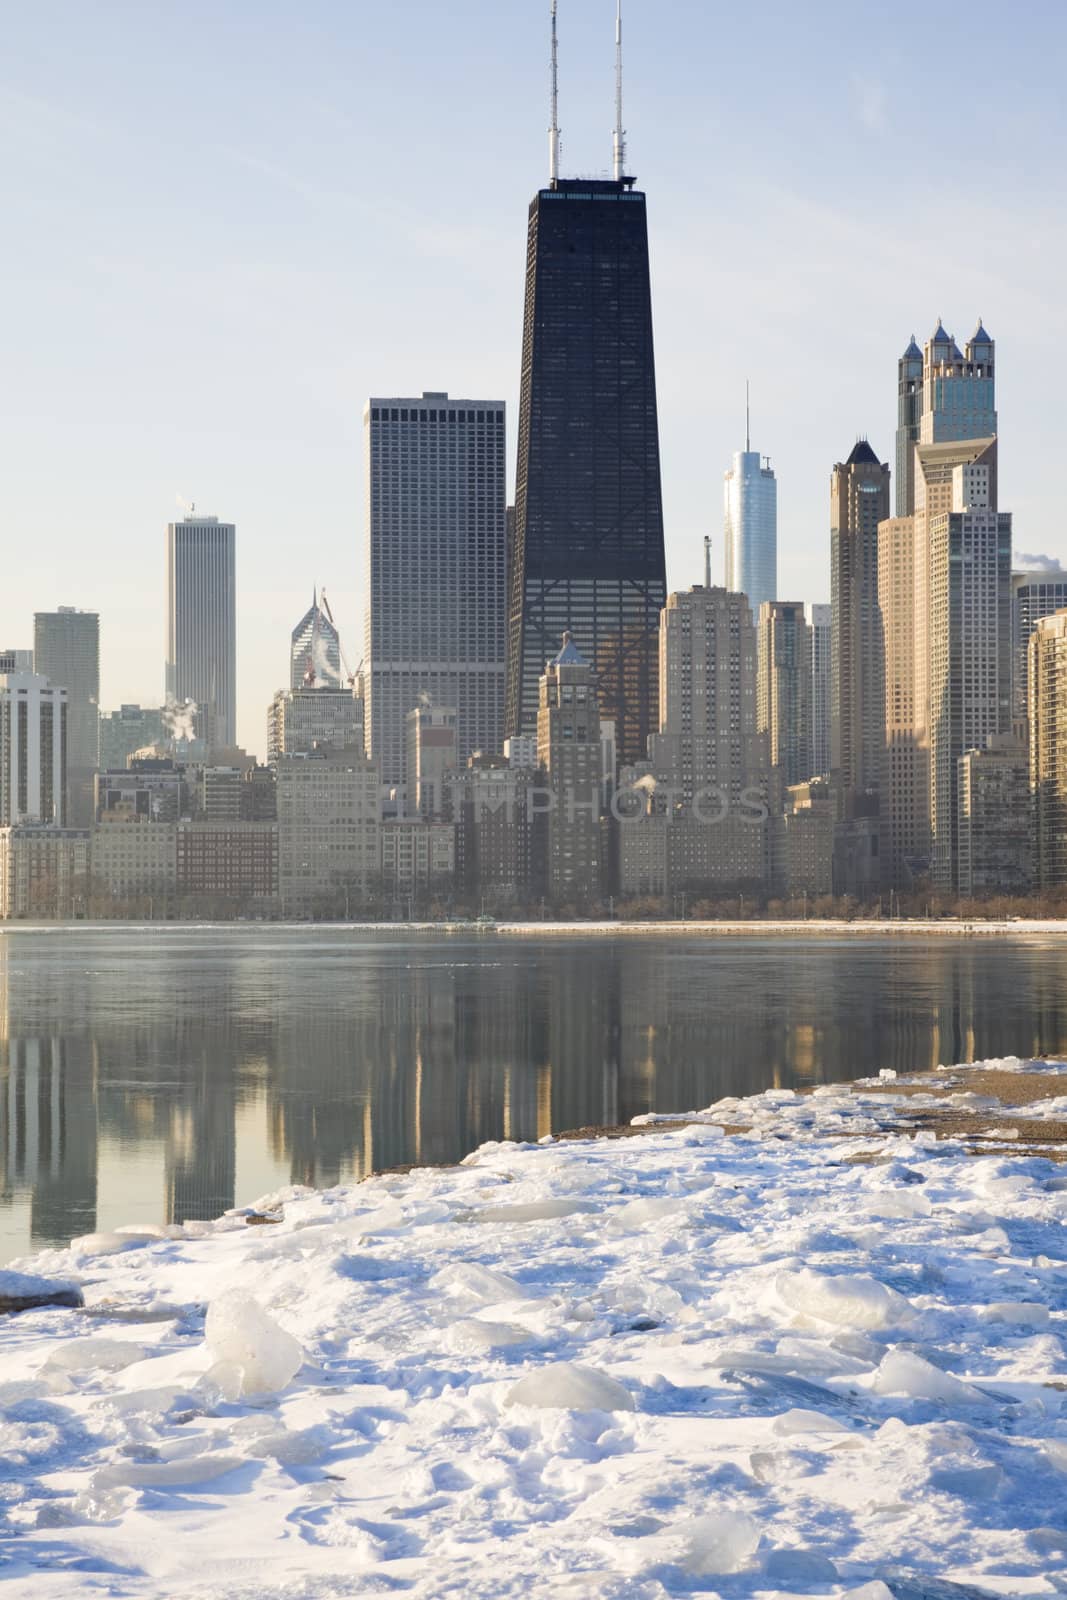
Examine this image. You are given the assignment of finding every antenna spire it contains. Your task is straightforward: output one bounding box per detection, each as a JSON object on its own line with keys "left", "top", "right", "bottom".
{"left": 612, "top": 0, "right": 626, "bottom": 181}
{"left": 746, "top": 379, "right": 751, "bottom": 453}
{"left": 549, "top": 0, "right": 560, "bottom": 185}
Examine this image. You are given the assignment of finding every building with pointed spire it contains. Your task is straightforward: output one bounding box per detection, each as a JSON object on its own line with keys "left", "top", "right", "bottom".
{"left": 505, "top": 5, "right": 666, "bottom": 768}
{"left": 724, "top": 392, "right": 777, "bottom": 616}
{"left": 290, "top": 595, "right": 341, "bottom": 691}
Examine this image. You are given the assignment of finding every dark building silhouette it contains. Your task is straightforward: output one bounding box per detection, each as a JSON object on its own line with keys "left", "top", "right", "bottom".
{"left": 505, "top": 175, "right": 666, "bottom": 766}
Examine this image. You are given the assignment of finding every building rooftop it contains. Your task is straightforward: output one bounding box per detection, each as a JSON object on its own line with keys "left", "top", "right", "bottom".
{"left": 844, "top": 439, "right": 881, "bottom": 467}
{"left": 930, "top": 319, "right": 952, "bottom": 344}
{"left": 970, "top": 320, "right": 993, "bottom": 344}
{"left": 902, "top": 336, "right": 922, "bottom": 359}
{"left": 551, "top": 631, "right": 587, "bottom": 667}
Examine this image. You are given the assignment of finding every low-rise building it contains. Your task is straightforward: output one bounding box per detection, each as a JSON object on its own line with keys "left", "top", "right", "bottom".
{"left": 276, "top": 750, "right": 380, "bottom": 917}
{"left": 176, "top": 822, "right": 278, "bottom": 905}
{"left": 448, "top": 753, "right": 538, "bottom": 904}
{"left": 772, "top": 777, "right": 834, "bottom": 897}
{"left": 380, "top": 819, "right": 455, "bottom": 903}
{"left": 0, "top": 826, "right": 90, "bottom": 918}
{"left": 91, "top": 819, "right": 178, "bottom": 904}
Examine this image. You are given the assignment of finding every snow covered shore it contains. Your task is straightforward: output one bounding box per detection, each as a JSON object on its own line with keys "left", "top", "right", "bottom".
{"left": 3, "top": 1068, "right": 1067, "bottom": 1597}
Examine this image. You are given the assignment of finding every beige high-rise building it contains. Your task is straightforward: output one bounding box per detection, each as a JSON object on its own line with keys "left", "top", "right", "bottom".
{"left": 537, "top": 635, "right": 602, "bottom": 906}
{"left": 830, "top": 442, "right": 890, "bottom": 800}
{"left": 1029, "top": 610, "right": 1067, "bottom": 889}
{"left": 878, "top": 515, "right": 930, "bottom": 884}
{"left": 33, "top": 609, "right": 99, "bottom": 828}
{"left": 649, "top": 586, "right": 763, "bottom": 807}
{"left": 757, "top": 601, "right": 811, "bottom": 803}
{"left": 405, "top": 703, "right": 457, "bottom": 820}
{"left": 926, "top": 443, "right": 1012, "bottom": 889}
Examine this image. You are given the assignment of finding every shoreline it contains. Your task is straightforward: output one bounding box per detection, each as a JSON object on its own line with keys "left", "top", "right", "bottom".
{"left": 4, "top": 915, "right": 1067, "bottom": 938}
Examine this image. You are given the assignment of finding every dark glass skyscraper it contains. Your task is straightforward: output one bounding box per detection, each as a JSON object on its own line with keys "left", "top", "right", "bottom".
{"left": 504, "top": 176, "right": 667, "bottom": 766}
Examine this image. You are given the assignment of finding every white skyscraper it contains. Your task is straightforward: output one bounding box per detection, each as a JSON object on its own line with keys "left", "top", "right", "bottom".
{"left": 0, "top": 673, "right": 68, "bottom": 826}
{"left": 363, "top": 394, "right": 506, "bottom": 793}
{"left": 166, "top": 514, "right": 236, "bottom": 750}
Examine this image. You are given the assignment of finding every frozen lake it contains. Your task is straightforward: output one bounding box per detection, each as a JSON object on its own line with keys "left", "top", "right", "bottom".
{"left": 3, "top": 924, "right": 1067, "bottom": 1261}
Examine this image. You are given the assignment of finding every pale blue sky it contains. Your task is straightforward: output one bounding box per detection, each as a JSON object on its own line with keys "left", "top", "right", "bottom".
{"left": 2, "top": 0, "right": 1065, "bottom": 755}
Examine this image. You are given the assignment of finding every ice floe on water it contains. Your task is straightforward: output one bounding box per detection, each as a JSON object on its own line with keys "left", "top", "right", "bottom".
{"left": 1, "top": 1064, "right": 1067, "bottom": 1595}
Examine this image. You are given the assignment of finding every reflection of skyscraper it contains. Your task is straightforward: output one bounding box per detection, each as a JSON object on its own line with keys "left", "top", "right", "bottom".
{"left": 166, "top": 513, "right": 237, "bottom": 749}
{"left": 505, "top": 18, "right": 666, "bottom": 766}
{"left": 0, "top": 1033, "right": 98, "bottom": 1248}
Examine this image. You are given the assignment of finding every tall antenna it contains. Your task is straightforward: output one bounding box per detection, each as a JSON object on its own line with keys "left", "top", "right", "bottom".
{"left": 746, "top": 379, "right": 751, "bottom": 453}
{"left": 612, "top": 0, "right": 626, "bottom": 180}
{"left": 549, "top": 0, "right": 560, "bottom": 185}
{"left": 704, "top": 534, "right": 712, "bottom": 590}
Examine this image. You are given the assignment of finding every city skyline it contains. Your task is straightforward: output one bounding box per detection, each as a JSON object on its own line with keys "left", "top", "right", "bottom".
{"left": 3, "top": 1, "right": 1065, "bottom": 754}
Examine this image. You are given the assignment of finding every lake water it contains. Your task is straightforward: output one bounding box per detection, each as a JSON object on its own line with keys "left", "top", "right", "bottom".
{"left": 2, "top": 926, "right": 1066, "bottom": 1263}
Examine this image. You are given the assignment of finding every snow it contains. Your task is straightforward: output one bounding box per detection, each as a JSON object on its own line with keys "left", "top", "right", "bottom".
{"left": 1, "top": 1063, "right": 1067, "bottom": 1596}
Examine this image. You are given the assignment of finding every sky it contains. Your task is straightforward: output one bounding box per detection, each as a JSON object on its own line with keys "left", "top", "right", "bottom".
{"left": 3, "top": 0, "right": 1066, "bottom": 757}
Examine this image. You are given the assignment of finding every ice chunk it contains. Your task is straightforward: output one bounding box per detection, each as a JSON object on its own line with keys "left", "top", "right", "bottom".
{"left": 928, "top": 1464, "right": 1002, "bottom": 1499}
{"left": 1045, "top": 1440, "right": 1067, "bottom": 1472}
{"left": 842, "top": 1586, "right": 895, "bottom": 1600}
{"left": 69, "top": 1230, "right": 160, "bottom": 1256}
{"left": 448, "top": 1319, "right": 533, "bottom": 1354}
{"left": 775, "top": 1268, "right": 913, "bottom": 1330}
{"left": 91, "top": 1454, "right": 245, "bottom": 1490}
{"left": 0, "top": 1268, "right": 83, "bottom": 1314}
{"left": 204, "top": 1291, "right": 303, "bottom": 1397}
{"left": 682, "top": 1510, "right": 760, "bottom": 1575}
{"left": 772, "top": 1407, "right": 851, "bottom": 1436}
{"left": 505, "top": 1361, "right": 634, "bottom": 1412}
{"left": 870, "top": 1350, "right": 987, "bottom": 1406}
{"left": 764, "top": 1547, "right": 838, "bottom": 1583}
{"left": 978, "top": 1301, "right": 1049, "bottom": 1328}
{"left": 430, "top": 1262, "right": 533, "bottom": 1304}
{"left": 606, "top": 1196, "right": 680, "bottom": 1231}
{"left": 472, "top": 1198, "right": 598, "bottom": 1224}
{"left": 44, "top": 1338, "right": 146, "bottom": 1374}
{"left": 864, "top": 1189, "right": 932, "bottom": 1219}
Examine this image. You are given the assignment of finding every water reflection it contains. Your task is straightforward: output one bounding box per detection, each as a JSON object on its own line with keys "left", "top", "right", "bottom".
{"left": 2, "top": 929, "right": 1066, "bottom": 1261}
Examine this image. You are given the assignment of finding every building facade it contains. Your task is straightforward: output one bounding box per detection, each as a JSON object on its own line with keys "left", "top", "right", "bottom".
{"left": 449, "top": 755, "right": 537, "bottom": 906}
{"left": 33, "top": 609, "right": 99, "bottom": 828}
{"left": 810, "top": 603, "right": 831, "bottom": 780}
{"left": 175, "top": 821, "right": 277, "bottom": 904}
{"left": 957, "top": 735, "right": 1031, "bottom": 898}
{"left": 0, "top": 673, "right": 68, "bottom": 827}
{"left": 927, "top": 445, "right": 1012, "bottom": 890}
{"left": 830, "top": 440, "right": 890, "bottom": 800}
{"left": 757, "top": 601, "right": 812, "bottom": 801}
{"left": 724, "top": 450, "right": 777, "bottom": 617}
{"left": 166, "top": 513, "right": 237, "bottom": 749}
{"left": 99, "top": 705, "right": 167, "bottom": 770}
{"left": 91, "top": 820, "right": 178, "bottom": 904}
{"left": 1012, "top": 571, "right": 1067, "bottom": 726}
{"left": 537, "top": 635, "right": 603, "bottom": 905}
{"left": 380, "top": 820, "right": 455, "bottom": 903}
{"left": 1029, "top": 610, "right": 1067, "bottom": 890}
{"left": 267, "top": 685, "right": 365, "bottom": 766}
{"left": 364, "top": 394, "right": 506, "bottom": 793}
{"left": 0, "top": 827, "right": 89, "bottom": 918}
{"left": 505, "top": 177, "right": 666, "bottom": 766}
{"left": 895, "top": 337, "right": 923, "bottom": 518}
{"left": 276, "top": 751, "right": 381, "bottom": 916}
{"left": 405, "top": 703, "right": 457, "bottom": 819}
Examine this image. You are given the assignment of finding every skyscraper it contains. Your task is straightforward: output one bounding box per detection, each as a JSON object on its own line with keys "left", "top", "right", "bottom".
{"left": 920, "top": 320, "right": 996, "bottom": 447}
{"left": 505, "top": 8, "right": 666, "bottom": 766}
{"left": 33, "top": 609, "right": 99, "bottom": 828}
{"left": 0, "top": 673, "right": 67, "bottom": 826}
{"left": 927, "top": 443, "right": 1012, "bottom": 889}
{"left": 757, "top": 602, "right": 812, "bottom": 799}
{"left": 364, "top": 393, "right": 506, "bottom": 794}
{"left": 895, "top": 337, "right": 923, "bottom": 518}
{"left": 830, "top": 441, "right": 890, "bottom": 798}
{"left": 724, "top": 407, "right": 777, "bottom": 617}
{"left": 1012, "top": 569, "right": 1067, "bottom": 725}
{"left": 290, "top": 595, "right": 341, "bottom": 691}
{"left": 809, "top": 604, "right": 832, "bottom": 779}
{"left": 166, "top": 513, "right": 236, "bottom": 749}
{"left": 1030, "top": 610, "right": 1067, "bottom": 889}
